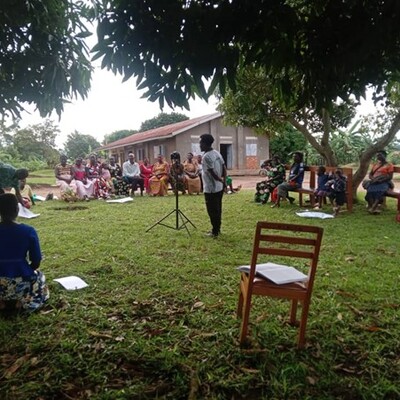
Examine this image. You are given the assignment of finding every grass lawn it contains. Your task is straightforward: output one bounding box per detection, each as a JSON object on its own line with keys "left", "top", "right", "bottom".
{"left": 0, "top": 190, "right": 399, "bottom": 399}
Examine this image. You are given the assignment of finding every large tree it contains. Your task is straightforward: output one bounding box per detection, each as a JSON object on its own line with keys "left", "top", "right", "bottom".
{"left": 0, "top": 0, "right": 93, "bottom": 118}
{"left": 219, "top": 66, "right": 400, "bottom": 198}
{"left": 93, "top": 1, "right": 400, "bottom": 112}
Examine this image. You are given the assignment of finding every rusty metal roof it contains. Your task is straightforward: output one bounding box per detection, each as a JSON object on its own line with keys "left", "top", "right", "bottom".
{"left": 100, "top": 112, "right": 221, "bottom": 150}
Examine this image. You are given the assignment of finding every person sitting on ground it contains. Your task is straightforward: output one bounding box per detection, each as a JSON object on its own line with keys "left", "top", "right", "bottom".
{"left": 140, "top": 157, "right": 153, "bottom": 194}
{"left": 0, "top": 193, "right": 49, "bottom": 312}
{"left": 313, "top": 166, "right": 332, "bottom": 209}
{"left": 272, "top": 152, "right": 305, "bottom": 208}
{"left": 363, "top": 150, "right": 394, "bottom": 214}
{"left": 256, "top": 155, "right": 286, "bottom": 204}
{"left": 327, "top": 168, "right": 347, "bottom": 217}
{"left": 54, "top": 154, "right": 76, "bottom": 199}
{"left": 72, "top": 157, "right": 94, "bottom": 200}
{"left": 10, "top": 178, "right": 35, "bottom": 209}
{"left": 149, "top": 154, "right": 170, "bottom": 196}
{"left": 0, "top": 162, "right": 29, "bottom": 205}
{"left": 183, "top": 152, "right": 201, "bottom": 195}
{"left": 122, "top": 153, "right": 144, "bottom": 196}
{"left": 225, "top": 175, "right": 242, "bottom": 194}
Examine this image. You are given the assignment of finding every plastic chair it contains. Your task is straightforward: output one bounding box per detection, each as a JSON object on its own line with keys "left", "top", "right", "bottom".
{"left": 237, "top": 221, "right": 323, "bottom": 348}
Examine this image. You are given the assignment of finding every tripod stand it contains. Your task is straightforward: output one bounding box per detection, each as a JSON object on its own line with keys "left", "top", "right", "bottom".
{"left": 146, "top": 169, "right": 196, "bottom": 235}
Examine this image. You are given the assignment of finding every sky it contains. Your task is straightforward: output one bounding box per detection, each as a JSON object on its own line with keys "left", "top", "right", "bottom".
{"left": 18, "top": 65, "right": 219, "bottom": 148}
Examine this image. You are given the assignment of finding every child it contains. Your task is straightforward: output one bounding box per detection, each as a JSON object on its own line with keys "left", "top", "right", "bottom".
{"left": 313, "top": 166, "right": 331, "bottom": 209}
{"left": 11, "top": 178, "right": 35, "bottom": 209}
{"left": 225, "top": 175, "right": 242, "bottom": 194}
{"left": 328, "top": 168, "right": 347, "bottom": 217}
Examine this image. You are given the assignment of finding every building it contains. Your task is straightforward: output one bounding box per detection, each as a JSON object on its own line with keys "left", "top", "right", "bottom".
{"left": 100, "top": 112, "right": 269, "bottom": 173}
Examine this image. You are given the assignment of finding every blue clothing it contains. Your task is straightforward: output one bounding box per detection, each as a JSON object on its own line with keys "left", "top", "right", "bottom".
{"left": 0, "top": 223, "right": 42, "bottom": 278}
{"left": 289, "top": 162, "right": 305, "bottom": 186}
{"left": 316, "top": 174, "right": 330, "bottom": 191}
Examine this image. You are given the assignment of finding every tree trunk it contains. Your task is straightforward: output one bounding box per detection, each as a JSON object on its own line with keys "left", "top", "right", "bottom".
{"left": 352, "top": 110, "right": 400, "bottom": 201}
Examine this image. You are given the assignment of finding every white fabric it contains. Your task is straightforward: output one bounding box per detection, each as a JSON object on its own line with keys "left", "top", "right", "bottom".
{"left": 122, "top": 161, "right": 141, "bottom": 177}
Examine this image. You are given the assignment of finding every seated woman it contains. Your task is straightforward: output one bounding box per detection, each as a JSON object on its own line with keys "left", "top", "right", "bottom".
{"left": 170, "top": 156, "right": 186, "bottom": 195}
{"left": 255, "top": 155, "right": 286, "bottom": 204}
{"left": 0, "top": 193, "right": 49, "bottom": 312}
{"left": 86, "top": 154, "right": 111, "bottom": 199}
{"left": 183, "top": 152, "right": 201, "bottom": 195}
{"left": 364, "top": 150, "right": 394, "bottom": 214}
{"left": 140, "top": 158, "right": 153, "bottom": 194}
{"left": 55, "top": 154, "right": 76, "bottom": 199}
{"left": 109, "top": 156, "right": 130, "bottom": 196}
{"left": 149, "top": 155, "right": 170, "bottom": 196}
{"left": 10, "top": 178, "right": 35, "bottom": 209}
{"left": 72, "top": 157, "right": 94, "bottom": 200}
{"left": 272, "top": 152, "right": 305, "bottom": 208}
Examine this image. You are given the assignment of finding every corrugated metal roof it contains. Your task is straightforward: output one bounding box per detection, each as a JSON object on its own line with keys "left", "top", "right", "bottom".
{"left": 101, "top": 112, "right": 221, "bottom": 150}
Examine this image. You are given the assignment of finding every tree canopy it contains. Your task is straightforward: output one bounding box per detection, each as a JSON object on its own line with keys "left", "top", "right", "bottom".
{"left": 93, "top": 1, "right": 400, "bottom": 111}
{"left": 139, "top": 112, "right": 188, "bottom": 131}
{"left": 64, "top": 131, "right": 101, "bottom": 160}
{"left": 0, "top": 0, "right": 93, "bottom": 118}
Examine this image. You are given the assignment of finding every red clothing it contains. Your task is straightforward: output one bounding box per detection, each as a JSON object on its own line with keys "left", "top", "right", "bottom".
{"left": 140, "top": 163, "right": 153, "bottom": 193}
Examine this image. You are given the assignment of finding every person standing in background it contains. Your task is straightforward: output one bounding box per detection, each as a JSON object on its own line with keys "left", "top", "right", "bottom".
{"left": 200, "top": 134, "right": 226, "bottom": 238}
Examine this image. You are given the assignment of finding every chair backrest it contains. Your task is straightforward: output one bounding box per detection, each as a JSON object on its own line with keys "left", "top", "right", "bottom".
{"left": 249, "top": 221, "right": 323, "bottom": 291}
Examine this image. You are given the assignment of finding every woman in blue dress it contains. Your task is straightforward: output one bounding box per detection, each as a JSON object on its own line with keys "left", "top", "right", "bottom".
{"left": 0, "top": 194, "right": 49, "bottom": 312}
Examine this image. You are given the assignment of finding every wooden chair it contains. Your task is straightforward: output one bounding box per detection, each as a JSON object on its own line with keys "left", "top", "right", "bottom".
{"left": 237, "top": 221, "right": 323, "bottom": 348}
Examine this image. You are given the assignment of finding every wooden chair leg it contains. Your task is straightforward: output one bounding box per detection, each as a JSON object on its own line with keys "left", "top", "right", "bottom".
{"left": 237, "top": 290, "right": 244, "bottom": 318}
{"left": 239, "top": 297, "right": 252, "bottom": 345}
{"left": 289, "top": 300, "right": 298, "bottom": 325}
{"left": 297, "top": 301, "right": 310, "bottom": 349}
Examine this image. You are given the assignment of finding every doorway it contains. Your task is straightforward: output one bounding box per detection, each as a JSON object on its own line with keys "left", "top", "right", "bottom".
{"left": 220, "top": 144, "right": 233, "bottom": 169}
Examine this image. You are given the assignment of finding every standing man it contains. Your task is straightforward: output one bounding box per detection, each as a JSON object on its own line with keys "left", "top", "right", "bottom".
{"left": 0, "top": 162, "right": 29, "bottom": 205}
{"left": 200, "top": 133, "right": 226, "bottom": 238}
{"left": 122, "top": 153, "right": 144, "bottom": 196}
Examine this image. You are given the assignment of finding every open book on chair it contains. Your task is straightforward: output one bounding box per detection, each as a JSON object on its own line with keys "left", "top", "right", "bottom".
{"left": 237, "top": 262, "right": 308, "bottom": 285}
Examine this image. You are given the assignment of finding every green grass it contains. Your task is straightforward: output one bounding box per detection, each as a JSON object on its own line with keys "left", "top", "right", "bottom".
{"left": 28, "top": 169, "right": 56, "bottom": 186}
{"left": 1, "top": 190, "right": 399, "bottom": 399}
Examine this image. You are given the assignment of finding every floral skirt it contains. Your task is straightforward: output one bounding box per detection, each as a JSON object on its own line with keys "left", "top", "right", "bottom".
{"left": 0, "top": 271, "right": 49, "bottom": 312}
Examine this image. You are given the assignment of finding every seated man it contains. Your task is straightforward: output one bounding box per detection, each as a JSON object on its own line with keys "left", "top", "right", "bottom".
{"left": 122, "top": 153, "right": 144, "bottom": 196}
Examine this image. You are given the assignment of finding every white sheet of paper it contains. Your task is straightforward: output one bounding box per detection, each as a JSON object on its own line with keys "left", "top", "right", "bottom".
{"left": 18, "top": 204, "right": 40, "bottom": 218}
{"left": 53, "top": 276, "right": 89, "bottom": 290}
{"left": 296, "top": 211, "right": 334, "bottom": 219}
{"left": 106, "top": 197, "right": 133, "bottom": 203}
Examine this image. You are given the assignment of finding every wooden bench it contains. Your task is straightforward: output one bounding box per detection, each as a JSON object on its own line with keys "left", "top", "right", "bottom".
{"left": 385, "top": 165, "right": 400, "bottom": 212}
{"left": 288, "top": 166, "right": 353, "bottom": 212}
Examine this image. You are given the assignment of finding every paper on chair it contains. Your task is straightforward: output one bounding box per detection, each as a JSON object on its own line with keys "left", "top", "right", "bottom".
{"left": 53, "top": 276, "right": 89, "bottom": 290}
{"left": 106, "top": 197, "right": 133, "bottom": 203}
{"left": 18, "top": 204, "right": 40, "bottom": 218}
{"left": 238, "top": 262, "right": 308, "bottom": 285}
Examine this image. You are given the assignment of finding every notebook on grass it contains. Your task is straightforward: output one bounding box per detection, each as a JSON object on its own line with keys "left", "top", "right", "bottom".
{"left": 238, "top": 262, "right": 308, "bottom": 285}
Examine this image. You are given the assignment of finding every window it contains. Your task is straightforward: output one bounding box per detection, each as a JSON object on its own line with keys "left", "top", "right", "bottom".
{"left": 153, "top": 145, "right": 165, "bottom": 159}
{"left": 137, "top": 148, "right": 145, "bottom": 161}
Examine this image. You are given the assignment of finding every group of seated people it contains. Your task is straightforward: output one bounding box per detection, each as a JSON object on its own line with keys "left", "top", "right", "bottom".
{"left": 55, "top": 152, "right": 205, "bottom": 200}
{"left": 255, "top": 150, "right": 396, "bottom": 216}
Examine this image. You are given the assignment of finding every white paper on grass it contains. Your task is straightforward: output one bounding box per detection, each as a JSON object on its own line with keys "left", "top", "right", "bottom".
{"left": 18, "top": 204, "right": 40, "bottom": 218}
{"left": 238, "top": 262, "right": 308, "bottom": 285}
{"left": 106, "top": 197, "right": 133, "bottom": 203}
{"left": 34, "top": 195, "right": 46, "bottom": 201}
{"left": 53, "top": 276, "right": 88, "bottom": 290}
{"left": 296, "top": 211, "right": 334, "bottom": 219}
